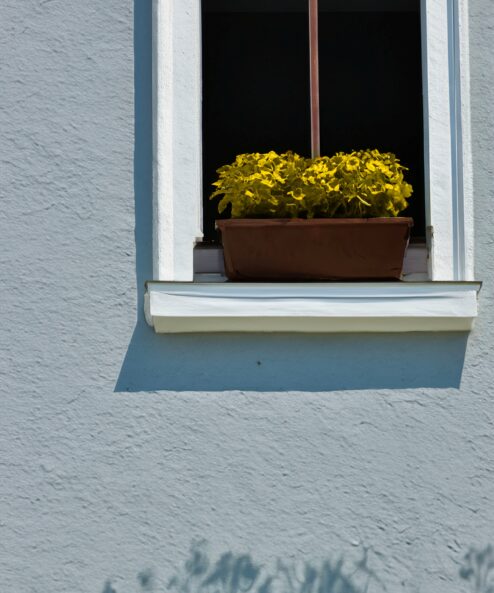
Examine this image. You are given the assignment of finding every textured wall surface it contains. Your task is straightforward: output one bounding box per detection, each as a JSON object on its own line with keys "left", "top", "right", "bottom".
{"left": 1, "top": 1, "right": 494, "bottom": 592}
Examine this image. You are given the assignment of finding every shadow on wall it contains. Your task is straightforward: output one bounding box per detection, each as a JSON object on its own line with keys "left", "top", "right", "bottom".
{"left": 102, "top": 541, "right": 385, "bottom": 593}
{"left": 101, "top": 541, "right": 494, "bottom": 593}
{"left": 460, "top": 545, "right": 494, "bottom": 593}
{"left": 115, "top": 0, "right": 469, "bottom": 393}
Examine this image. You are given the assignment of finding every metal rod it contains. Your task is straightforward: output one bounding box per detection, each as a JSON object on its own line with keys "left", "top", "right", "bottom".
{"left": 309, "top": 0, "right": 320, "bottom": 158}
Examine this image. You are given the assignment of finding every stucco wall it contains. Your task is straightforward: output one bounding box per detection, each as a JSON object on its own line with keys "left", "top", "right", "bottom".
{"left": 1, "top": 1, "right": 493, "bottom": 592}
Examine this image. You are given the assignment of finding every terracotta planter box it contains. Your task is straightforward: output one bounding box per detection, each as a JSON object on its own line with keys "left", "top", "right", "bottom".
{"left": 216, "top": 218, "right": 413, "bottom": 281}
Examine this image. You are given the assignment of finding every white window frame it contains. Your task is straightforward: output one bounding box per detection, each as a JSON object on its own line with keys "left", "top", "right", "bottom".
{"left": 146, "top": 0, "right": 480, "bottom": 333}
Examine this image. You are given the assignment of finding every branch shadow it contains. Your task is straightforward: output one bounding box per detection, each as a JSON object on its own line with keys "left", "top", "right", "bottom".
{"left": 115, "top": 0, "right": 469, "bottom": 393}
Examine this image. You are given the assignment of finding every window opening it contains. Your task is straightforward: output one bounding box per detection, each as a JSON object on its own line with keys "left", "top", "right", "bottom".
{"left": 201, "top": 0, "right": 425, "bottom": 244}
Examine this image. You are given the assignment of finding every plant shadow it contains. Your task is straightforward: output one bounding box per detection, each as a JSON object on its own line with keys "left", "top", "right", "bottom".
{"left": 102, "top": 541, "right": 494, "bottom": 593}
{"left": 115, "top": 0, "right": 469, "bottom": 393}
{"left": 103, "top": 541, "right": 384, "bottom": 593}
{"left": 460, "top": 545, "right": 494, "bottom": 593}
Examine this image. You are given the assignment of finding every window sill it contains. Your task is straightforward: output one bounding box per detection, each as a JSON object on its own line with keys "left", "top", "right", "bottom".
{"left": 193, "top": 243, "right": 429, "bottom": 280}
{"left": 145, "top": 281, "right": 481, "bottom": 334}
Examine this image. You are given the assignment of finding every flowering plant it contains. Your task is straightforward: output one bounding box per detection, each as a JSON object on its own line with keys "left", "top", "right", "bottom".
{"left": 210, "top": 149, "right": 413, "bottom": 218}
{"left": 210, "top": 151, "right": 306, "bottom": 218}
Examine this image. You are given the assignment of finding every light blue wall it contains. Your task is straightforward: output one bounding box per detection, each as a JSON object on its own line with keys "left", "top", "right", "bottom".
{"left": 1, "top": 1, "right": 494, "bottom": 592}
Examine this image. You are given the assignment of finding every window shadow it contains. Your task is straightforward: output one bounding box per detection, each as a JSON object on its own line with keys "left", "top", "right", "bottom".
{"left": 115, "top": 0, "right": 469, "bottom": 394}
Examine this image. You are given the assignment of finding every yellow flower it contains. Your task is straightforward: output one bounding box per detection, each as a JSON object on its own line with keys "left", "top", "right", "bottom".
{"left": 287, "top": 190, "right": 305, "bottom": 201}
{"left": 346, "top": 157, "right": 360, "bottom": 171}
{"left": 209, "top": 149, "right": 412, "bottom": 218}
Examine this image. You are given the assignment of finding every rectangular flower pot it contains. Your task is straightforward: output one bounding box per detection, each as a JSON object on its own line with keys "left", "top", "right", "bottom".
{"left": 216, "top": 218, "right": 413, "bottom": 281}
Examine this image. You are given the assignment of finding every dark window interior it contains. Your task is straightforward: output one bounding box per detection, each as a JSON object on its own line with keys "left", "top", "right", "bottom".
{"left": 202, "top": 0, "right": 424, "bottom": 242}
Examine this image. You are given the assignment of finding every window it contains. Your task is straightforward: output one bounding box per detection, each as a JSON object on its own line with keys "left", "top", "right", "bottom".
{"left": 146, "top": 0, "right": 479, "bottom": 333}
{"left": 201, "top": 0, "right": 425, "bottom": 243}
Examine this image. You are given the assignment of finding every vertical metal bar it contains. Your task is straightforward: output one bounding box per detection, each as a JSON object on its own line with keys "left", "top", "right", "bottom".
{"left": 309, "top": 0, "right": 320, "bottom": 157}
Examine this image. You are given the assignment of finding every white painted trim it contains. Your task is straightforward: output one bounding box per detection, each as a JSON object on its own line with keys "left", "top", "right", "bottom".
{"left": 456, "top": 0, "right": 475, "bottom": 280}
{"left": 421, "top": 0, "right": 451, "bottom": 279}
{"left": 145, "top": 282, "right": 480, "bottom": 333}
{"left": 421, "top": 0, "right": 453, "bottom": 280}
{"left": 153, "top": 0, "right": 474, "bottom": 283}
{"left": 421, "top": 0, "right": 474, "bottom": 280}
{"left": 153, "top": 0, "right": 203, "bottom": 281}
